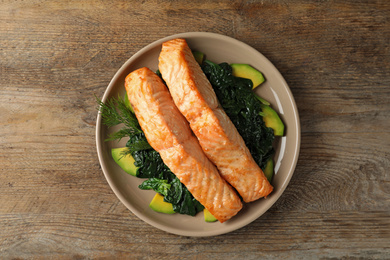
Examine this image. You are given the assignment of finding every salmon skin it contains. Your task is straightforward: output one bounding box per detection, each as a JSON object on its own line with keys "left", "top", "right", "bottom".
{"left": 125, "top": 67, "right": 242, "bottom": 223}
{"left": 158, "top": 39, "right": 273, "bottom": 202}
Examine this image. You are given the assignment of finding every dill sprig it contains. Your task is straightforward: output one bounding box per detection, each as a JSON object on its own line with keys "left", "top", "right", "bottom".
{"left": 105, "top": 128, "right": 136, "bottom": 142}
{"left": 96, "top": 95, "right": 142, "bottom": 139}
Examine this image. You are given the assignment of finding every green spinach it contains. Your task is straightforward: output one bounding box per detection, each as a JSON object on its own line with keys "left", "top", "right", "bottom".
{"left": 202, "top": 61, "right": 275, "bottom": 169}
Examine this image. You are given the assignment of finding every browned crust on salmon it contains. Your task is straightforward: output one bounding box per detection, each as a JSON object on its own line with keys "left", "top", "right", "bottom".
{"left": 125, "top": 67, "right": 242, "bottom": 222}
{"left": 158, "top": 39, "right": 273, "bottom": 202}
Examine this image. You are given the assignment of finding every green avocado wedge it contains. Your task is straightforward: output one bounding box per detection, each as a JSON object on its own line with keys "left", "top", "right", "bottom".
{"left": 204, "top": 208, "right": 218, "bottom": 222}
{"left": 263, "top": 158, "right": 274, "bottom": 183}
{"left": 231, "top": 63, "right": 265, "bottom": 89}
{"left": 149, "top": 193, "right": 175, "bottom": 214}
{"left": 111, "top": 147, "right": 138, "bottom": 176}
{"left": 192, "top": 51, "right": 205, "bottom": 65}
{"left": 260, "top": 104, "right": 285, "bottom": 136}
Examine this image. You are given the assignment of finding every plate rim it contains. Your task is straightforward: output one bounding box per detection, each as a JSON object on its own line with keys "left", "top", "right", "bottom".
{"left": 96, "top": 32, "right": 301, "bottom": 237}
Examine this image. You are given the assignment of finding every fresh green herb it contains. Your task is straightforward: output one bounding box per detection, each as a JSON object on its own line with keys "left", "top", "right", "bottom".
{"left": 105, "top": 128, "right": 139, "bottom": 142}
{"left": 202, "top": 61, "right": 275, "bottom": 169}
{"left": 96, "top": 95, "right": 140, "bottom": 131}
{"left": 96, "top": 95, "right": 143, "bottom": 141}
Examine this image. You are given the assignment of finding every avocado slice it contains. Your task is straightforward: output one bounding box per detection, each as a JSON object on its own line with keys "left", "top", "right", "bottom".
{"left": 149, "top": 193, "right": 175, "bottom": 214}
{"left": 111, "top": 147, "right": 138, "bottom": 176}
{"left": 192, "top": 51, "right": 205, "bottom": 65}
{"left": 259, "top": 104, "right": 285, "bottom": 136}
{"left": 263, "top": 158, "right": 274, "bottom": 183}
{"left": 204, "top": 208, "right": 218, "bottom": 222}
{"left": 231, "top": 63, "right": 265, "bottom": 89}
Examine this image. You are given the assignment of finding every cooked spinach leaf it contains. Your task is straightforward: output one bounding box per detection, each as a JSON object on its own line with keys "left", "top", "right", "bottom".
{"left": 128, "top": 138, "right": 203, "bottom": 215}
{"left": 202, "top": 60, "right": 275, "bottom": 169}
{"left": 138, "top": 176, "right": 205, "bottom": 216}
{"left": 164, "top": 177, "right": 204, "bottom": 216}
{"left": 139, "top": 178, "right": 171, "bottom": 197}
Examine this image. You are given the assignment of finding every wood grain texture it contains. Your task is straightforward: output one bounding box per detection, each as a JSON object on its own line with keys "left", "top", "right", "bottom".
{"left": 0, "top": 211, "right": 388, "bottom": 259}
{"left": 0, "top": 0, "right": 389, "bottom": 258}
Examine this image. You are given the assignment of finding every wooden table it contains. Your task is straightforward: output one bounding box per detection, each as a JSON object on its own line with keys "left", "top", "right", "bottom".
{"left": 1, "top": 1, "right": 389, "bottom": 258}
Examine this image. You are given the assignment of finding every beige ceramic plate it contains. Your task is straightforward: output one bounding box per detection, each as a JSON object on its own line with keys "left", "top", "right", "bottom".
{"left": 96, "top": 32, "right": 300, "bottom": 237}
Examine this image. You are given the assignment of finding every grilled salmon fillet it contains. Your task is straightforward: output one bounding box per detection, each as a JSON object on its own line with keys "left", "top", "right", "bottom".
{"left": 125, "top": 67, "right": 242, "bottom": 223}
{"left": 158, "top": 39, "right": 273, "bottom": 202}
